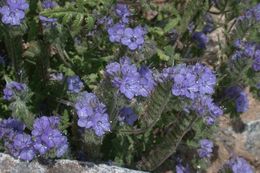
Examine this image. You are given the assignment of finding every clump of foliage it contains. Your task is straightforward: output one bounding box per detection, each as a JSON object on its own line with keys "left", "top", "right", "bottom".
{"left": 0, "top": 0, "right": 259, "bottom": 172}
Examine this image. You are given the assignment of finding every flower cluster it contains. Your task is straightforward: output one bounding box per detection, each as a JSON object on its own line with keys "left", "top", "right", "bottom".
{"left": 0, "top": 0, "right": 29, "bottom": 25}
{"left": 228, "top": 157, "right": 253, "bottom": 173}
{"left": 74, "top": 92, "right": 111, "bottom": 136}
{"left": 105, "top": 57, "right": 156, "bottom": 99}
{"left": 32, "top": 116, "right": 68, "bottom": 157}
{"left": 225, "top": 86, "right": 249, "bottom": 113}
{"left": 0, "top": 116, "right": 68, "bottom": 161}
{"left": 170, "top": 63, "right": 216, "bottom": 100}
{"left": 197, "top": 139, "right": 213, "bottom": 158}
{"left": 232, "top": 39, "right": 260, "bottom": 72}
{"left": 3, "top": 81, "right": 27, "bottom": 101}
{"left": 106, "top": 4, "right": 146, "bottom": 51}
{"left": 240, "top": 3, "right": 260, "bottom": 22}
{"left": 118, "top": 107, "right": 138, "bottom": 126}
{"left": 67, "top": 75, "right": 84, "bottom": 93}
{"left": 159, "top": 63, "right": 222, "bottom": 124}
{"left": 115, "top": 3, "right": 131, "bottom": 24}
{"left": 190, "top": 95, "right": 223, "bottom": 125}
{"left": 0, "top": 118, "right": 35, "bottom": 160}
{"left": 39, "top": 0, "right": 58, "bottom": 27}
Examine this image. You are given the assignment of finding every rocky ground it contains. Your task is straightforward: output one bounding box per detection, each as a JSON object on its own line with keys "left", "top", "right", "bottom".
{"left": 208, "top": 92, "right": 260, "bottom": 173}
{"left": 0, "top": 153, "right": 147, "bottom": 173}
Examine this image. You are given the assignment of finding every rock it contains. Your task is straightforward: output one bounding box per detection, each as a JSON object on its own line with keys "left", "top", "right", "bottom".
{"left": 207, "top": 93, "right": 260, "bottom": 173}
{"left": 0, "top": 153, "right": 148, "bottom": 173}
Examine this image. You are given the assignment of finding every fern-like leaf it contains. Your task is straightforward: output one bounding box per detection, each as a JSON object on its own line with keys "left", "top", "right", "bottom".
{"left": 40, "top": 5, "right": 85, "bottom": 29}
{"left": 136, "top": 114, "right": 198, "bottom": 171}
{"left": 139, "top": 82, "right": 172, "bottom": 128}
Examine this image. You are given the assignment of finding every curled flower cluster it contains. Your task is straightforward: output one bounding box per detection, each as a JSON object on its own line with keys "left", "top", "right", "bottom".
{"left": 67, "top": 75, "right": 84, "bottom": 93}
{"left": 232, "top": 39, "right": 260, "bottom": 72}
{"left": 74, "top": 92, "right": 111, "bottom": 136}
{"left": 190, "top": 95, "right": 223, "bottom": 125}
{"left": 32, "top": 116, "right": 68, "bottom": 158}
{"left": 106, "top": 57, "right": 155, "bottom": 99}
{"left": 197, "top": 139, "right": 213, "bottom": 158}
{"left": 0, "top": 118, "right": 35, "bottom": 160}
{"left": 240, "top": 3, "right": 260, "bottom": 22}
{"left": 106, "top": 4, "right": 146, "bottom": 51}
{"left": 0, "top": 117, "right": 68, "bottom": 161}
{"left": 39, "top": 0, "right": 58, "bottom": 27}
{"left": 118, "top": 107, "right": 138, "bottom": 126}
{"left": 169, "top": 63, "right": 216, "bottom": 100}
{"left": 0, "top": 0, "right": 29, "bottom": 25}
{"left": 228, "top": 157, "right": 253, "bottom": 173}
{"left": 159, "top": 63, "right": 222, "bottom": 124}
{"left": 225, "top": 86, "right": 249, "bottom": 113}
{"left": 3, "top": 81, "right": 27, "bottom": 101}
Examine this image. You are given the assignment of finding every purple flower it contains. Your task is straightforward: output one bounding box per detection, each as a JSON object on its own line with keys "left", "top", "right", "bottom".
{"left": 252, "top": 56, "right": 260, "bottom": 71}
{"left": 42, "top": 0, "right": 57, "bottom": 9}
{"left": 176, "top": 163, "right": 190, "bottom": 173}
{"left": 67, "top": 75, "right": 84, "bottom": 93}
{"left": 231, "top": 50, "right": 244, "bottom": 60}
{"left": 3, "top": 81, "right": 27, "bottom": 101}
{"left": 75, "top": 92, "right": 111, "bottom": 136}
{"left": 107, "top": 23, "right": 125, "bottom": 43}
{"left": 235, "top": 92, "right": 249, "bottom": 113}
{"left": 244, "top": 43, "right": 255, "bottom": 57}
{"left": 190, "top": 95, "right": 223, "bottom": 125}
{"left": 192, "top": 63, "right": 216, "bottom": 95}
{"left": 7, "top": 0, "right": 29, "bottom": 10}
{"left": 115, "top": 4, "right": 131, "bottom": 24}
{"left": 192, "top": 32, "right": 209, "bottom": 49}
{"left": 137, "top": 66, "right": 156, "bottom": 97}
{"left": 32, "top": 116, "right": 68, "bottom": 157}
{"left": 0, "top": 0, "right": 28, "bottom": 25}
{"left": 228, "top": 157, "right": 253, "bottom": 173}
{"left": 105, "top": 57, "right": 155, "bottom": 99}
{"left": 121, "top": 26, "right": 146, "bottom": 51}
{"left": 12, "top": 133, "right": 35, "bottom": 161}
{"left": 0, "top": 118, "right": 25, "bottom": 139}
{"left": 119, "top": 107, "right": 138, "bottom": 125}
{"left": 172, "top": 67, "right": 198, "bottom": 99}
{"left": 171, "top": 63, "right": 216, "bottom": 99}
{"left": 115, "top": 4, "right": 130, "bottom": 18}
{"left": 119, "top": 76, "right": 140, "bottom": 99}
{"left": 225, "top": 86, "right": 249, "bottom": 113}
{"left": 39, "top": 15, "right": 57, "bottom": 26}
{"left": 97, "top": 16, "right": 113, "bottom": 28}
{"left": 40, "top": 0, "right": 58, "bottom": 27}
{"left": 252, "top": 4, "right": 260, "bottom": 22}
{"left": 198, "top": 139, "right": 213, "bottom": 158}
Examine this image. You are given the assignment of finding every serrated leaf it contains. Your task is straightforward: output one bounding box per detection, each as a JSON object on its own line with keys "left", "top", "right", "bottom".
{"left": 137, "top": 114, "right": 198, "bottom": 171}
{"left": 140, "top": 82, "right": 172, "bottom": 128}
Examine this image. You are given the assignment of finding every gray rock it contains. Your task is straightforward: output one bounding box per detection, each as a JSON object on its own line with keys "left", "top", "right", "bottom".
{"left": 0, "top": 153, "right": 148, "bottom": 173}
{"left": 245, "top": 120, "right": 260, "bottom": 158}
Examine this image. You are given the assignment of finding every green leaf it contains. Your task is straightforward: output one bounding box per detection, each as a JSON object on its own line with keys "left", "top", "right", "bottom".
{"left": 157, "top": 49, "right": 170, "bottom": 61}
{"left": 137, "top": 114, "right": 198, "bottom": 171}
{"left": 140, "top": 82, "right": 172, "bottom": 128}
{"left": 164, "top": 18, "right": 180, "bottom": 33}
